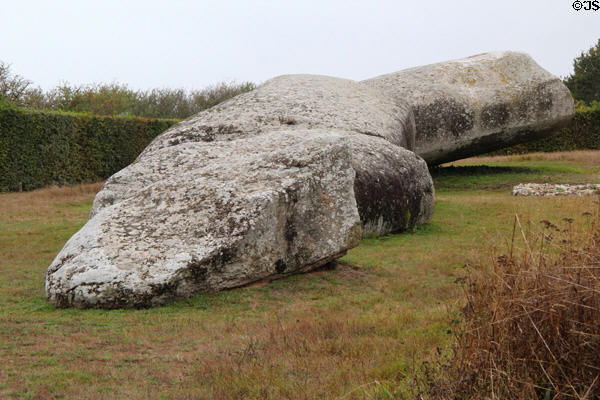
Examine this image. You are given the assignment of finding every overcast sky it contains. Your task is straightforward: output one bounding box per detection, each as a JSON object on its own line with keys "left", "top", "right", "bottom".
{"left": 2, "top": 0, "right": 599, "bottom": 91}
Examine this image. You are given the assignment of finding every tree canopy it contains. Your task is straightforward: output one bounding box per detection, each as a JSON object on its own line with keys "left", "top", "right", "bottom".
{"left": 564, "top": 39, "right": 600, "bottom": 104}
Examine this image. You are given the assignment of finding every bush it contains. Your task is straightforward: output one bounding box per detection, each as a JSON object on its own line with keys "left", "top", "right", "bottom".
{"left": 39, "top": 81, "right": 255, "bottom": 119}
{"left": 1, "top": 59, "right": 255, "bottom": 119}
{"left": 0, "top": 103, "right": 178, "bottom": 191}
{"left": 0, "top": 61, "right": 32, "bottom": 105}
{"left": 491, "top": 103, "right": 600, "bottom": 155}
{"left": 435, "top": 204, "right": 600, "bottom": 399}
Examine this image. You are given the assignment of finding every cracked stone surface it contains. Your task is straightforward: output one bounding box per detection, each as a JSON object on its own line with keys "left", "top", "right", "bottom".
{"left": 90, "top": 74, "right": 434, "bottom": 238}
{"left": 362, "top": 51, "right": 574, "bottom": 165}
{"left": 46, "top": 131, "right": 362, "bottom": 308}
{"left": 140, "top": 74, "right": 416, "bottom": 157}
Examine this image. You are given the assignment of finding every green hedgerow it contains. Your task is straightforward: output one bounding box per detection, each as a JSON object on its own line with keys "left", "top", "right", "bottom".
{"left": 0, "top": 103, "right": 178, "bottom": 191}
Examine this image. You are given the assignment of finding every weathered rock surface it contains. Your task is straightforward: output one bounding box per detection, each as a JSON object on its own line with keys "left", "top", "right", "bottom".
{"left": 362, "top": 51, "right": 574, "bottom": 165}
{"left": 91, "top": 74, "right": 434, "bottom": 237}
{"left": 46, "top": 74, "right": 435, "bottom": 308}
{"left": 46, "top": 131, "right": 362, "bottom": 308}
{"left": 48, "top": 51, "right": 569, "bottom": 308}
{"left": 92, "top": 130, "right": 434, "bottom": 241}
{"left": 348, "top": 134, "right": 433, "bottom": 236}
{"left": 140, "top": 74, "right": 416, "bottom": 156}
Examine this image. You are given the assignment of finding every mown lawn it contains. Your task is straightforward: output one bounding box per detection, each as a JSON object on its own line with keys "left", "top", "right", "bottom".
{"left": 1, "top": 151, "right": 599, "bottom": 399}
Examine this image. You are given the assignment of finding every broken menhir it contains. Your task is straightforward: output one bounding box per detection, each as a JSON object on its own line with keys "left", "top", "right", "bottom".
{"left": 46, "top": 51, "right": 573, "bottom": 308}
{"left": 91, "top": 74, "right": 435, "bottom": 238}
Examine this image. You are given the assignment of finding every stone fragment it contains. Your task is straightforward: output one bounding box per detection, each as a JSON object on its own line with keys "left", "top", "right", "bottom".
{"left": 348, "top": 133, "right": 434, "bottom": 236}
{"left": 362, "top": 51, "right": 574, "bottom": 164}
{"left": 46, "top": 131, "right": 362, "bottom": 308}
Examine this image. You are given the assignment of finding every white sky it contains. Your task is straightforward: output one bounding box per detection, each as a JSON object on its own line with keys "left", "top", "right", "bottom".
{"left": 1, "top": 0, "right": 599, "bottom": 91}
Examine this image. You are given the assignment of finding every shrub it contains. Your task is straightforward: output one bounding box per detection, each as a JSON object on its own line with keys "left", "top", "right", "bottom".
{"left": 39, "top": 81, "right": 255, "bottom": 119}
{"left": 435, "top": 202, "right": 600, "bottom": 399}
{"left": 1, "top": 59, "right": 255, "bottom": 119}
{"left": 0, "top": 61, "right": 33, "bottom": 105}
{"left": 0, "top": 103, "right": 178, "bottom": 191}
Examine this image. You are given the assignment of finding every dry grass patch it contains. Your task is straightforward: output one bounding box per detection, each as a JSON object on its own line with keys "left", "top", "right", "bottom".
{"left": 0, "top": 182, "right": 103, "bottom": 214}
{"left": 456, "top": 150, "right": 600, "bottom": 169}
{"left": 432, "top": 199, "right": 600, "bottom": 399}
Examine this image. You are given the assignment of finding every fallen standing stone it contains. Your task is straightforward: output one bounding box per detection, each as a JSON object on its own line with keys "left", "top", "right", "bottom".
{"left": 91, "top": 74, "right": 435, "bottom": 237}
{"left": 46, "top": 51, "right": 574, "bottom": 308}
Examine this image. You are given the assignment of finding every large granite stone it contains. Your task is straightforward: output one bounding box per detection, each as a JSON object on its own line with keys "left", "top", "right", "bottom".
{"left": 362, "top": 51, "right": 574, "bottom": 164}
{"left": 91, "top": 74, "right": 434, "bottom": 237}
{"left": 140, "top": 74, "right": 416, "bottom": 156}
{"left": 46, "top": 131, "right": 362, "bottom": 308}
{"left": 47, "top": 51, "right": 569, "bottom": 309}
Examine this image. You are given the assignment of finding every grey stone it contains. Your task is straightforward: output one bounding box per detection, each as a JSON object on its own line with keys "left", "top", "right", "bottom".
{"left": 512, "top": 183, "right": 600, "bottom": 197}
{"left": 362, "top": 51, "right": 574, "bottom": 164}
{"left": 46, "top": 131, "right": 362, "bottom": 308}
{"left": 54, "top": 50, "right": 580, "bottom": 308}
{"left": 347, "top": 133, "right": 434, "bottom": 237}
{"left": 91, "top": 130, "right": 434, "bottom": 241}
{"left": 140, "top": 74, "right": 416, "bottom": 156}
{"left": 91, "top": 74, "right": 434, "bottom": 237}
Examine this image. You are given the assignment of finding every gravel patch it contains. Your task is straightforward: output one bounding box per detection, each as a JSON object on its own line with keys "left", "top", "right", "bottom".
{"left": 513, "top": 183, "right": 600, "bottom": 196}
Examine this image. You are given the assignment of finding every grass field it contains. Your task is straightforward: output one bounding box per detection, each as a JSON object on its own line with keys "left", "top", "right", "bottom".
{"left": 1, "top": 151, "right": 599, "bottom": 399}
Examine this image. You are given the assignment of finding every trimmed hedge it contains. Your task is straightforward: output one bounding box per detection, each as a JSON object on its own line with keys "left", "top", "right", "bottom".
{"left": 490, "top": 104, "right": 600, "bottom": 155}
{"left": 2, "top": 101, "right": 599, "bottom": 192}
{"left": 0, "top": 103, "right": 178, "bottom": 192}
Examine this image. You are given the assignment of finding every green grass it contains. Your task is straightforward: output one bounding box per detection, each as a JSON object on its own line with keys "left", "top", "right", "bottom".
{"left": 1, "top": 152, "right": 599, "bottom": 399}
{"left": 431, "top": 161, "right": 599, "bottom": 192}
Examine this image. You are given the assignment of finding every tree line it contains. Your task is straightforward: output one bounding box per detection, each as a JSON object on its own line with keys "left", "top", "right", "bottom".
{"left": 0, "top": 61, "right": 255, "bottom": 119}
{"left": 1, "top": 38, "right": 599, "bottom": 119}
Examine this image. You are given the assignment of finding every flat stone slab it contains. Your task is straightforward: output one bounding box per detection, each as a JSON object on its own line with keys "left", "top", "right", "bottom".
{"left": 513, "top": 183, "right": 600, "bottom": 196}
